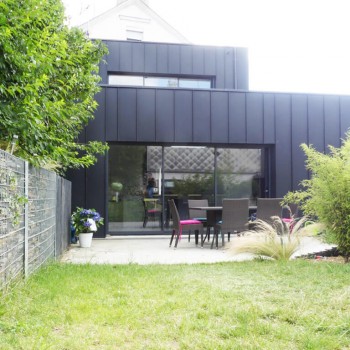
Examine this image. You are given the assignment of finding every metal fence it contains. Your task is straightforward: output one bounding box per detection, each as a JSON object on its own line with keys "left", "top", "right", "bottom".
{"left": 0, "top": 150, "right": 71, "bottom": 289}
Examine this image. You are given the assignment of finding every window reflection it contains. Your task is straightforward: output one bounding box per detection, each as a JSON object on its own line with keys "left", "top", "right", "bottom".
{"left": 108, "top": 74, "right": 211, "bottom": 89}
{"left": 108, "top": 145, "right": 264, "bottom": 234}
{"left": 179, "top": 79, "right": 211, "bottom": 89}
{"left": 144, "top": 77, "right": 178, "bottom": 87}
{"left": 108, "top": 75, "right": 143, "bottom": 86}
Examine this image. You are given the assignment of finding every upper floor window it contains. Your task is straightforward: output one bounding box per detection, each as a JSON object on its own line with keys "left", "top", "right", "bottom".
{"left": 179, "top": 79, "right": 211, "bottom": 89}
{"left": 108, "top": 74, "right": 212, "bottom": 89}
{"left": 126, "top": 30, "right": 143, "bottom": 41}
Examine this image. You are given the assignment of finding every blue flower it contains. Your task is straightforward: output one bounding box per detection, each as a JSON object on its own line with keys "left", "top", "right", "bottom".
{"left": 83, "top": 221, "right": 92, "bottom": 227}
{"left": 93, "top": 213, "right": 101, "bottom": 221}
{"left": 71, "top": 207, "right": 104, "bottom": 234}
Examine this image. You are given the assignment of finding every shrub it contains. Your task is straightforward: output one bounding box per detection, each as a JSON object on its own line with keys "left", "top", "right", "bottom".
{"left": 283, "top": 132, "right": 350, "bottom": 262}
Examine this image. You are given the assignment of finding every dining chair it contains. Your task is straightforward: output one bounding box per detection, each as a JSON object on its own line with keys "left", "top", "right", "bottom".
{"left": 187, "top": 199, "right": 208, "bottom": 241}
{"left": 281, "top": 203, "right": 303, "bottom": 231}
{"left": 256, "top": 198, "right": 284, "bottom": 224}
{"left": 212, "top": 198, "right": 249, "bottom": 249}
{"left": 142, "top": 198, "right": 162, "bottom": 228}
{"left": 168, "top": 199, "right": 203, "bottom": 249}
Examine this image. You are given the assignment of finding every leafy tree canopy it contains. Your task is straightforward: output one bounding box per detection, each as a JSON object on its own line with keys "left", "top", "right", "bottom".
{"left": 0, "top": 0, "right": 108, "bottom": 173}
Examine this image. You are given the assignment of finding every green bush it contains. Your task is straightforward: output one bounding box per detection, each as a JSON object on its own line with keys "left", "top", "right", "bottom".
{"left": 283, "top": 132, "right": 350, "bottom": 261}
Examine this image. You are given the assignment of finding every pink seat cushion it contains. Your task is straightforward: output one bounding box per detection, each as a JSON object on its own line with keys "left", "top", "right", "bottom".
{"left": 180, "top": 219, "right": 202, "bottom": 225}
{"left": 282, "top": 218, "right": 293, "bottom": 223}
{"left": 148, "top": 209, "right": 161, "bottom": 213}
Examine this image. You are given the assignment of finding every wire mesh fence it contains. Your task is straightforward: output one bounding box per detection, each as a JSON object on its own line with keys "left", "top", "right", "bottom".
{"left": 0, "top": 150, "right": 71, "bottom": 289}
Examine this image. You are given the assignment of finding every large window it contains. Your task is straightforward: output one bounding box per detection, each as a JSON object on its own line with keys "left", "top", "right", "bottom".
{"left": 108, "top": 74, "right": 212, "bottom": 89}
{"left": 108, "top": 145, "right": 264, "bottom": 235}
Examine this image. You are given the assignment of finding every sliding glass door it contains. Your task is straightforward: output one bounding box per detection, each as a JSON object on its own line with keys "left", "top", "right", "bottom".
{"left": 108, "top": 145, "right": 265, "bottom": 235}
{"left": 108, "top": 145, "right": 163, "bottom": 234}
{"left": 216, "top": 148, "right": 264, "bottom": 206}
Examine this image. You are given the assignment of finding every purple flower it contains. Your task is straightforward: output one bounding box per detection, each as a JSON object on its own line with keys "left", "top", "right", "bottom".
{"left": 83, "top": 221, "right": 92, "bottom": 227}
{"left": 71, "top": 207, "right": 104, "bottom": 234}
{"left": 93, "top": 213, "right": 101, "bottom": 221}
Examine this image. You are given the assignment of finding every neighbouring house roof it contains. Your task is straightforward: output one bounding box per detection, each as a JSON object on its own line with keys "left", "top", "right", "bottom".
{"left": 79, "top": 0, "right": 190, "bottom": 44}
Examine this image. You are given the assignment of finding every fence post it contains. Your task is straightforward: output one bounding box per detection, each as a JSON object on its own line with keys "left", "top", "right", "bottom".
{"left": 24, "top": 161, "right": 29, "bottom": 278}
{"left": 54, "top": 175, "right": 58, "bottom": 260}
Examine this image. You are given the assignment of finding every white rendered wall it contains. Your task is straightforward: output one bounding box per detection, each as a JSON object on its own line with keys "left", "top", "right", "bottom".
{"left": 80, "top": 4, "right": 188, "bottom": 43}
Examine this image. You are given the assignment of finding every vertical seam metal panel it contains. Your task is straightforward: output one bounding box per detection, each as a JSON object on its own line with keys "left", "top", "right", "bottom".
{"left": 262, "top": 93, "right": 265, "bottom": 144}
{"left": 245, "top": 92, "right": 248, "bottom": 143}
{"left": 209, "top": 92, "right": 212, "bottom": 142}
{"left": 155, "top": 89, "right": 157, "bottom": 141}
{"left": 234, "top": 48, "right": 237, "bottom": 89}
{"left": 227, "top": 90, "right": 230, "bottom": 143}
{"left": 191, "top": 90, "right": 194, "bottom": 142}
{"left": 173, "top": 90, "right": 175, "bottom": 142}
{"left": 136, "top": 88, "right": 138, "bottom": 140}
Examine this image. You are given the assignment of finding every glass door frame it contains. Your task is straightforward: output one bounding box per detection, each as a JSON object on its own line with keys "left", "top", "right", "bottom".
{"left": 107, "top": 144, "right": 270, "bottom": 235}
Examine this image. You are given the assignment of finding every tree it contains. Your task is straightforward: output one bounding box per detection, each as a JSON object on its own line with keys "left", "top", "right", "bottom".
{"left": 283, "top": 132, "right": 350, "bottom": 261}
{"left": 0, "top": 0, "right": 108, "bottom": 173}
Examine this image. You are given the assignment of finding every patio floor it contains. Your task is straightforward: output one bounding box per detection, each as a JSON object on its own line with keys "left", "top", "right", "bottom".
{"left": 60, "top": 235, "right": 336, "bottom": 265}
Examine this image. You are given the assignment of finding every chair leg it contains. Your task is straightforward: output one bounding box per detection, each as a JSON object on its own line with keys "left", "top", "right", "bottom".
{"left": 221, "top": 231, "right": 225, "bottom": 247}
{"left": 211, "top": 228, "right": 218, "bottom": 249}
{"left": 195, "top": 230, "right": 199, "bottom": 245}
{"left": 204, "top": 227, "right": 211, "bottom": 242}
{"left": 143, "top": 215, "right": 148, "bottom": 228}
{"left": 174, "top": 231, "right": 180, "bottom": 248}
{"left": 169, "top": 229, "right": 175, "bottom": 247}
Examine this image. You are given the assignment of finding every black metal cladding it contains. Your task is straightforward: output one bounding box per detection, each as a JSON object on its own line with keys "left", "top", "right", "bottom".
{"left": 100, "top": 40, "right": 249, "bottom": 90}
{"left": 75, "top": 86, "right": 350, "bottom": 238}
{"left": 67, "top": 40, "right": 350, "bottom": 237}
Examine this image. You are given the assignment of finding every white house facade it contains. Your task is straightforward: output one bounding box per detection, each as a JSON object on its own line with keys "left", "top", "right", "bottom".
{"left": 79, "top": 0, "right": 190, "bottom": 43}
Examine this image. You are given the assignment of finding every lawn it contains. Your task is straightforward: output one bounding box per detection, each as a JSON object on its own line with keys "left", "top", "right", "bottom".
{"left": 1, "top": 260, "right": 350, "bottom": 350}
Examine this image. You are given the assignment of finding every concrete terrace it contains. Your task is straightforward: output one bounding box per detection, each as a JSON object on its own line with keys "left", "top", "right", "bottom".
{"left": 60, "top": 235, "right": 336, "bottom": 265}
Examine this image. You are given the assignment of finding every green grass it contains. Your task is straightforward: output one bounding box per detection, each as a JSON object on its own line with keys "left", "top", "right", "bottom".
{"left": 1, "top": 261, "right": 350, "bottom": 349}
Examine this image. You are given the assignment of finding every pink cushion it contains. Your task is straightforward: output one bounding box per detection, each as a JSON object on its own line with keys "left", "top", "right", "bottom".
{"left": 180, "top": 219, "right": 202, "bottom": 225}
{"left": 148, "top": 209, "right": 160, "bottom": 213}
{"left": 282, "top": 218, "right": 293, "bottom": 223}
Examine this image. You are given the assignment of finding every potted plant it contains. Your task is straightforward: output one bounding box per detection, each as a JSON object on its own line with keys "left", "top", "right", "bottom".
{"left": 71, "top": 207, "right": 104, "bottom": 247}
{"left": 111, "top": 182, "right": 123, "bottom": 202}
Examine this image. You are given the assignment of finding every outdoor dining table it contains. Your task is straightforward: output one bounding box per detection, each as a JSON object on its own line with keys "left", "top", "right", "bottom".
{"left": 189, "top": 205, "right": 257, "bottom": 245}
{"left": 189, "top": 206, "right": 223, "bottom": 227}
{"left": 189, "top": 205, "right": 257, "bottom": 226}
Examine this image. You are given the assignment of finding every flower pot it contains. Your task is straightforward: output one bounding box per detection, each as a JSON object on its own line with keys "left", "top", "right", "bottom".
{"left": 78, "top": 232, "right": 93, "bottom": 248}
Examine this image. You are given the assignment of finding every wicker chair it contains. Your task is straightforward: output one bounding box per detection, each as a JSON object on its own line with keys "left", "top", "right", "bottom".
{"left": 256, "top": 198, "right": 284, "bottom": 223}
{"left": 188, "top": 199, "right": 208, "bottom": 241}
{"left": 212, "top": 199, "right": 249, "bottom": 249}
{"left": 168, "top": 199, "right": 203, "bottom": 249}
{"left": 142, "top": 198, "right": 162, "bottom": 228}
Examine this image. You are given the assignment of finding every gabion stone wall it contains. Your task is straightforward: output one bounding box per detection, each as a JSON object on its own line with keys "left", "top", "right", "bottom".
{"left": 28, "top": 167, "right": 57, "bottom": 275}
{"left": 0, "top": 151, "right": 26, "bottom": 288}
{"left": 0, "top": 150, "right": 71, "bottom": 289}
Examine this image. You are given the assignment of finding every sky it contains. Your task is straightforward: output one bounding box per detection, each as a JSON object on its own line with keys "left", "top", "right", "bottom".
{"left": 62, "top": 0, "right": 350, "bottom": 95}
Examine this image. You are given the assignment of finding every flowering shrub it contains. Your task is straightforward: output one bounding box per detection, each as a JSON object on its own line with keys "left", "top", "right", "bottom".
{"left": 71, "top": 207, "right": 104, "bottom": 234}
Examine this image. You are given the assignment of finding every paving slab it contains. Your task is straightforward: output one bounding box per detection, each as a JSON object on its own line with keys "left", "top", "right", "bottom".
{"left": 60, "top": 235, "right": 336, "bottom": 265}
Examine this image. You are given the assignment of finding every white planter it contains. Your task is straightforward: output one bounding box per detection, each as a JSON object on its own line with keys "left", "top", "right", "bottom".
{"left": 78, "top": 232, "right": 93, "bottom": 248}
